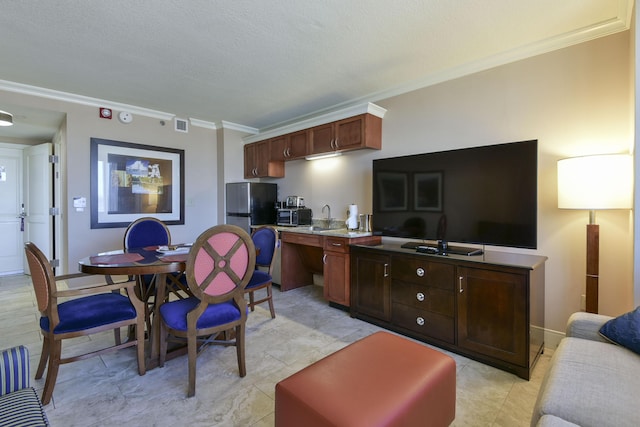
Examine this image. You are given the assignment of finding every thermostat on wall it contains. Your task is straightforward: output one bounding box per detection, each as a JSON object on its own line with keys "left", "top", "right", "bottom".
{"left": 118, "top": 111, "right": 133, "bottom": 124}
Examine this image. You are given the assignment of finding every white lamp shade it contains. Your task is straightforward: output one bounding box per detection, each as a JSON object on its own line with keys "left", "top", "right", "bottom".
{"left": 558, "top": 154, "right": 633, "bottom": 209}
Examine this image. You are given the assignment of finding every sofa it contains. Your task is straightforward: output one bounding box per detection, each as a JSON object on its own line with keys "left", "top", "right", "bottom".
{"left": 0, "top": 345, "right": 49, "bottom": 426}
{"left": 531, "top": 311, "right": 640, "bottom": 427}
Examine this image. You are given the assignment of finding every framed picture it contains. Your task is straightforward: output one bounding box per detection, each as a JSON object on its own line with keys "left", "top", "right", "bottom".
{"left": 90, "top": 138, "right": 185, "bottom": 229}
{"left": 377, "top": 172, "right": 408, "bottom": 211}
{"left": 414, "top": 172, "right": 443, "bottom": 211}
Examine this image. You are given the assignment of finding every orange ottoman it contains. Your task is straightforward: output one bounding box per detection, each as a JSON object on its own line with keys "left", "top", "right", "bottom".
{"left": 275, "top": 331, "right": 456, "bottom": 427}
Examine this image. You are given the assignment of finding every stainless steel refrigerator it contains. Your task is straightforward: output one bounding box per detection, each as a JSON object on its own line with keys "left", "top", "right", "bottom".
{"left": 225, "top": 182, "right": 277, "bottom": 234}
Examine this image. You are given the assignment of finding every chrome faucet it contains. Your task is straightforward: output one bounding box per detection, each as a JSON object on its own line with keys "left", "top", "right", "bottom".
{"left": 322, "top": 204, "right": 331, "bottom": 225}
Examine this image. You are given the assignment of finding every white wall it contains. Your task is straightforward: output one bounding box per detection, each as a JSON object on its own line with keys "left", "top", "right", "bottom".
{"left": 274, "top": 31, "right": 634, "bottom": 333}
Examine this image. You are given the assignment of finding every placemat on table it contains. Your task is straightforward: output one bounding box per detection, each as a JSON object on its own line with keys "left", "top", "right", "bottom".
{"left": 90, "top": 253, "right": 144, "bottom": 264}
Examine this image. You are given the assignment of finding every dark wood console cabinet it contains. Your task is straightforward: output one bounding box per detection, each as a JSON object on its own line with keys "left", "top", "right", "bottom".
{"left": 350, "top": 244, "right": 546, "bottom": 380}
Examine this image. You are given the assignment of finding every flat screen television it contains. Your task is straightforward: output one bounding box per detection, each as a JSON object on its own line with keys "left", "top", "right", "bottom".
{"left": 372, "top": 140, "right": 537, "bottom": 250}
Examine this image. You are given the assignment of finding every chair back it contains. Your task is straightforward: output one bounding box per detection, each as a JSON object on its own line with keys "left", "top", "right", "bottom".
{"left": 24, "top": 242, "right": 53, "bottom": 314}
{"left": 124, "top": 217, "right": 171, "bottom": 249}
{"left": 185, "top": 225, "right": 256, "bottom": 304}
{"left": 251, "top": 226, "right": 278, "bottom": 272}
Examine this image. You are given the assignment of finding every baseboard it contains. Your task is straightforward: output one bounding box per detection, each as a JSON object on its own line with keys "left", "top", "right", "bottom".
{"left": 543, "top": 327, "right": 565, "bottom": 351}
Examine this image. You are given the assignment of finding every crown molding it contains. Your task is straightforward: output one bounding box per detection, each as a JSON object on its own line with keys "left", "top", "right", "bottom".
{"left": 362, "top": 0, "right": 634, "bottom": 107}
{"left": 189, "top": 118, "right": 217, "bottom": 130}
{"left": 219, "top": 121, "right": 259, "bottom": 134}
{"left": 243, "top": 102, "right": 387, "bottom": 143}
{"left": 0, "top": 79, "right": 176, "bottom": 120}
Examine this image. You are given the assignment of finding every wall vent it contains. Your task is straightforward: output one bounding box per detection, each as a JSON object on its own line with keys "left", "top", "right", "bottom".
{"left": 175, "top": 118, "right": 189, "bottom": 133}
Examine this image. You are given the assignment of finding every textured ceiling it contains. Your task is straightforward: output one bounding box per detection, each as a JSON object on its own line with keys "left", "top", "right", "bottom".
{"left": 0, "top": 0, "right": 632, "bottom": 141}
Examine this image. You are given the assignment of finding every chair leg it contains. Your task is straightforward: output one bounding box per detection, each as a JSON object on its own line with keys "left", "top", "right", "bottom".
{"left": 236, "top": 323, "right": 246, "bottom": 377}
{"left": 266, "top": 284, "right": 276, "bottom": 319}
{"left": 114, "top": 328, "right": 122, "bottom": 345}
{"left": 248, "top": 291, "right": 255, "bottom": 312}
{"left": 187, "top": 333, "right": 197, "bottom": 397}
{"left": 159, "top": 322, "right": 168, "bottom": 367}
{"left": 35, "top": 335, "right": 50, "bottom": 380}
{"left": 135, "top": 318, "right": 146, "bottom": 376}
{"left": 41, "top": 339, "right": 62, "bottom": 405}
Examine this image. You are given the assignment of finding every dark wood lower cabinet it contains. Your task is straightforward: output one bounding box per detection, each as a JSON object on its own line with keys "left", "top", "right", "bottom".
{"left": 350, "top": 244, "right": 546, "bottom": 380}
{"left": 351, "top": 250, "right": 391, "bottom": 321}
{"left": 457, "top": 266, "right": 527, "bottom": 366}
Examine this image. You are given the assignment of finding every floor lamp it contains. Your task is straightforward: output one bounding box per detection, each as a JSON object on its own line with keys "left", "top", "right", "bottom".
{"left": 557, "top": 154, "right": 633, "bottom": 313}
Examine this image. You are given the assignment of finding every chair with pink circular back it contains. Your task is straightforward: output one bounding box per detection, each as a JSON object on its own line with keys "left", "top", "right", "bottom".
{"left": 158, "top": 224, "right": 256, "bottom": 397}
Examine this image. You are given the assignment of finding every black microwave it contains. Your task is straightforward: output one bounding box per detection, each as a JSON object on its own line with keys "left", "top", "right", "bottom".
{"left": 277, "top": 208, "right": 312, "bottom": 226}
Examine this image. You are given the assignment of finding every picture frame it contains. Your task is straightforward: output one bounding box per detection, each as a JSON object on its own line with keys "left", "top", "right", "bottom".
{"left": 377, "top": 172, "right": 408, "bottom": 211}
{"left": 414, "top": 172, "right": 443, "bottom": 211}
{"left": 90, "top": 138, "right": 185, "bottom": 229}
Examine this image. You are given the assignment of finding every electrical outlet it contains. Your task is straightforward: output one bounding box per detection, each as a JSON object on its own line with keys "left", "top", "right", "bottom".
{"left": 580, "top": 294, "right": 586, "bottom": 311}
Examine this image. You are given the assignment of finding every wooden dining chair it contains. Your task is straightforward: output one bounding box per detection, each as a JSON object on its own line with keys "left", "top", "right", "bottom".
{"left": 158, "top": 224, "right": 256, "bottom": 397}
{"left": 245, "top": 226, "right": 278, "bottom": 318}
{"left": 25, "top": 242, "right": 146, "bottom": 405}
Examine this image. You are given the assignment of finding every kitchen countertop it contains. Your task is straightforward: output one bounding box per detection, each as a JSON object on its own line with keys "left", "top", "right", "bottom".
{"left": 258, "top": 224, "right": 375, "bottom": 238}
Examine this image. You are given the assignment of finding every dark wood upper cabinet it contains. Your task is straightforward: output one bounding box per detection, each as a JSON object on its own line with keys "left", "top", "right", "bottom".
{"left": 244, "top": 140, "right": 284, "bottom": 178}
{"left": 309, "top": 114, "right": 382, "bottom": 155}
{"left": 270, "top": 130, "right": 309, "bottom": 161}
{"left": 244, "top": 112, "right": 382, "bottom": 178}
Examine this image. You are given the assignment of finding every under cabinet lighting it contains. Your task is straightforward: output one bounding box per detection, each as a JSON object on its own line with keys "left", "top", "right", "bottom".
{"left": 305, "top": 152, "right": 342, "bottom": 161}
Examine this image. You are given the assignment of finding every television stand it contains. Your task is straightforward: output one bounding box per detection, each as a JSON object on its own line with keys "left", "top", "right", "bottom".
{"left": 349, "top": 244, "right": 547, "bottom": 380}
{"left": 400, "top": 241, "right": 483, "bottom": 256}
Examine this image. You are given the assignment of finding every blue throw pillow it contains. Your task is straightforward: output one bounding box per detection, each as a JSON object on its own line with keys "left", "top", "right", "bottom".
{"left": 599, "top": 306, "right": 640, "bottom": 355}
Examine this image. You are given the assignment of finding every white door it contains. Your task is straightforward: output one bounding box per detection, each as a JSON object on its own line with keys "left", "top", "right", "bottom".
{"left": 25, "top": 143, "right": 53, "bottom": 272}
{"left": 0, "top": 147, "right": 24, "bottom": 275}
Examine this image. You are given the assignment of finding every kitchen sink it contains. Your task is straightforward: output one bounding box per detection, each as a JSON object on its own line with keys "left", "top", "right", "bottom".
{"left": 319, "top": 228, "right": 349, "bottom": 233}
{"left": 306, "top": 226, "right": 332, "bottom": 231}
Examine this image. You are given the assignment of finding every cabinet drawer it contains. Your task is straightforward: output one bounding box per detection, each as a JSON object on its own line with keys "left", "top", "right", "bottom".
{"left": 391, "top": 280, "right": 454, "bottom": 317}
{"left": 391, "top": 257, "right": 455, "bottom": 290}
{"left": 391, "top": 303, "right": 454, "bottom": 344}
{"left": 324, "top": 236, "right": 349, "bottom": 253}
{"left": 282, "top": 232, "right": 322, "bottom": 247}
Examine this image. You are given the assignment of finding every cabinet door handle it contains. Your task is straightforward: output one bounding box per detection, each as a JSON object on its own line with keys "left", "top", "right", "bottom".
{"left": 416, "top": 267, "right": 425, "bottom": 277}
{"left": 459, "top": 275, "right": 464, "bottom": 293}
{"left": 416, "top": 292, "right": 425, "bottom": 302}
{"left": 331, "top": 242, "right": 342, "bottom": 247}
{"left": 416, "top": 316, "right": 425, "bottom": 326}
{"left": 383, "top": 263, "right": 389, "bottom": 277}
{"left": 322, "top": 254, "right": 327, "bottom": 264}
{"left": 334, "top": 138, "right": 339, "bottom": 150}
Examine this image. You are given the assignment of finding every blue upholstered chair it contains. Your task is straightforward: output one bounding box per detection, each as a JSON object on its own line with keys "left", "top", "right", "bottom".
{"left": 123, "top": 216, "right": 171, "bottom": 249}
{"left": 24, "top": 242, "right": 146, "bottom": 405}
{"left": 124, "top": 216, "right": 170, "bottom": 300}
{"left": 245, "top": 226, "right": 278, "bottom": 318}
{"left": 122, "top": 217, "right": 191, "bottom": 332}
{"left": 159, "top": 225, "right": 256, "bottom": 397}
{"left": 0, "top": 345, "right": 49, "bottom": 425}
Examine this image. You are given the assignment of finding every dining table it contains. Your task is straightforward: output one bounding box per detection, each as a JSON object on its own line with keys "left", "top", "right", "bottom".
{"left": 78, "top": 245, "right": 191, "bottom": 369}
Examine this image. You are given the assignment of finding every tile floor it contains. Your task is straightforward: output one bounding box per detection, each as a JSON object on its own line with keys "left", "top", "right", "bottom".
{"left": 1, "top": 273, "right": 551, "bottom": 426}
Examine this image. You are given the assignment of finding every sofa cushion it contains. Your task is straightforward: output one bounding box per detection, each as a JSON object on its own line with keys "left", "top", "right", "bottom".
{"left": 532, "top": 337, "right": 640, "bottom": 427}
{"left": 599, "top": 306, "right": 640, "bottom": 355}
{"left": 0, "top": 387, "right": 49, "bottom": 426}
